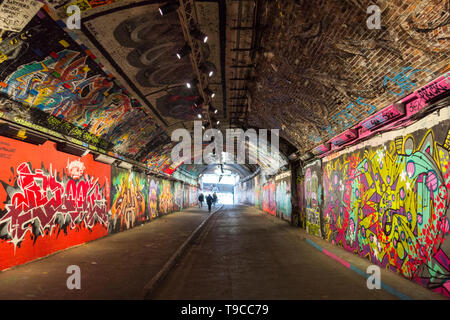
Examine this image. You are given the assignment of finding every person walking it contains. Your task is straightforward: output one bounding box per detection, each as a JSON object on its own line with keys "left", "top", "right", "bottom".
{"left": 206, "top": 194, "right": 213, "bottom": 212}
{"left": 212, "top": 192, "right": 218, "bottom": 207}
{"left": 198, "top": 193, "right": 204, "bottom": 208}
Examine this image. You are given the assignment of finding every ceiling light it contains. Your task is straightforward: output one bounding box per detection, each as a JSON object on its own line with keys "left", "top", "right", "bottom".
{"left": 191, "top": 28, "right": 208, "bottom": 43}
{"left": 199, "top": 62, "right": 217, "bottom": 78}
{"left": 159, "top": 2, "right": 179, "bottom": 16}
{"left": 197, "top": 114, "right": 202, "bottom": 119}
{"left": 176, "top": 44, "right": 191, "bottom": 59}
{"left": 204, "top": 87, "right": 214, "bottom": 97}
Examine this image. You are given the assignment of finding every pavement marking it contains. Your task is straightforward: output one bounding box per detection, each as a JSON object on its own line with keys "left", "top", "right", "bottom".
{"left": 305, "top": 238, "right": 412, "bottom": 300}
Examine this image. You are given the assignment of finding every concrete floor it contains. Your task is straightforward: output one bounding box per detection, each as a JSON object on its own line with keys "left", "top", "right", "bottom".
{"left": 151, "top": 205, "right": 446, "bottom": 300}
{"left": 0, "top": 204, "right": 445, "bottom": 300}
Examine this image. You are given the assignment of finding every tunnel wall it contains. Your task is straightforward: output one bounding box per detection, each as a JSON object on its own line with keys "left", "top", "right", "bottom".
{"left": 236, "top": 172, "right": 292, "bottom": 222}
{"left": 304, "top": 107, "right": 450, "bottom": 297}
{"left": 0, "top": 137, "right": 198, "bottom": 271}
{"left": 304, "top": 160, "right": 323, "bottom": 237}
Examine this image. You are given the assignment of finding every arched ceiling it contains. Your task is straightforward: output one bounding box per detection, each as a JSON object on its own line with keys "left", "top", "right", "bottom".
{"left": 247, "top": 0, "right": 449, "bottom": 153}
{"left": 0, "top": 0, "right": 447, "bottom": 178}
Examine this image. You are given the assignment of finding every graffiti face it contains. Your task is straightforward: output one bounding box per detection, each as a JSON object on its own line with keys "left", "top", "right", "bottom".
{"left": 323, "top": 129, "right": 450, "bottom": 296}
{"left": 110, "top": 169, "right": 147, "bottom": 232}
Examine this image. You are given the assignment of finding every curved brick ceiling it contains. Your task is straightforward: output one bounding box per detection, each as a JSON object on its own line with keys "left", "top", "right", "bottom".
{"left": 249, "top": 0, "right": 449, "bottom": 153}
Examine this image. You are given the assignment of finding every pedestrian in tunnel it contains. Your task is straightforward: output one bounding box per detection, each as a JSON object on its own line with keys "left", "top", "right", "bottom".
{"left": 212, "top": 192, "right": 218, "bottom": 207}
{"left": 206, "top": 194, "right": 213, "bottom": 212}
{"left": 198, "top": 193, "right": 204, "bottom": 208}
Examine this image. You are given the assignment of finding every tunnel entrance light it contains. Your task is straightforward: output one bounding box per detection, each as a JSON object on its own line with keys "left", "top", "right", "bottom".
{"left": 159, "top": 2, "right": 179, "bottom": 16}
{"left": 176, "top": 44, "right": 191, "bottom": 59}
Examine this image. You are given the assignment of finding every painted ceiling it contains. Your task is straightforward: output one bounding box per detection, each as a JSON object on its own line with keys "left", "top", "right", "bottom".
{"left": 0, "top": 0, "right": 448, "bottom": 177}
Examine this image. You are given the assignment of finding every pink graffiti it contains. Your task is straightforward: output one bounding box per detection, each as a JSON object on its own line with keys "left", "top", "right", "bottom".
{"left": 0, "top": 162, "right": 108, "bottom": 247}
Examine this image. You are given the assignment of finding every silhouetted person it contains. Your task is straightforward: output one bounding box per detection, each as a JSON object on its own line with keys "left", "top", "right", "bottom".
{"left": 206, "top": 194, "right": 213, "bottom": 212}
{"left": 198, "top": 193, "right": 204, "bottom": 208}
{"left": 212, "top": 193, "right": 218, "bottom": 207}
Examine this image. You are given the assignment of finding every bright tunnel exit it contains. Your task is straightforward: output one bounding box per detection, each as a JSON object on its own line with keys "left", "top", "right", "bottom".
{"left": 199, "top": 169, "right": 240, "bottom": 205}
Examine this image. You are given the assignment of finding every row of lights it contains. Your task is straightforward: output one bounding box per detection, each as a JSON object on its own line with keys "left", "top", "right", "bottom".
{"left": 159, "top": 2, "right": 219, "bottom": 127}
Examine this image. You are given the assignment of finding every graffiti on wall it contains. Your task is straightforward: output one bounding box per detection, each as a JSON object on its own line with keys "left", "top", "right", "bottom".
{"left": 305, "top": 160, "right": 322, "bottom": 237}
{"left": 158, "top": 179, "right": 174, "bottom": 215}
{"left": 0, "top": 137, "right": 110, "bottom": 270}
{"left": 110, "top": 167, "right": 148, "bottom": 233}
{"left": 323, "top": 124, "right": 450, "bottom": 297}
{"left": 296, "top": 168, "right": 306, "bottom": 229}
{"left": 263, "top": 181, "right": 276, "bottom": 216}
{"left": 148, "top": 178, "right": 159, "bottom": 220}
{"left": 254, "top": 175, "right": 262, "bottom": 210}
{"left": 0, "top": 11, "right": 163, "bottom": 161}
{"left": 173, "top": 181, "right": 184, "bottom": 211}
{"left": 275, "top": 173, "right": 292, "bottom": 221}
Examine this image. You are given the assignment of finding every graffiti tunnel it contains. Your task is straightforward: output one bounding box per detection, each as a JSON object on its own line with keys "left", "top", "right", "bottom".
{"left": 0, "top": 0, "right": 448, "bottom": 304}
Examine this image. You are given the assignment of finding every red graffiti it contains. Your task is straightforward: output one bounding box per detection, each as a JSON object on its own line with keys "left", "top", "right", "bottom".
{"left": 0, "top": 162, "right": 108, "bottom": 247}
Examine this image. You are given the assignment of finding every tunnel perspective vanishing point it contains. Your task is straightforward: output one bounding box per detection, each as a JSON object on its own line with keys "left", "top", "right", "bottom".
{"left": 0, "top": 0, "right": 448, "bottom": 303}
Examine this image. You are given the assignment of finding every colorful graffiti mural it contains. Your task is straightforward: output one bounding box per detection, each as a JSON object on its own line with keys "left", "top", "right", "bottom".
{"left": 262, "top": 181, "right": 276, "bottom": 216}
{"left": 305, "top": 160, "right": 322, "bottom": 237}
{"left": 275, "top": 172, "right": 292, "bottom": 221}
{"left": 322, "top": 121, "right": 450, "bottom": 297}
{"left": 173, "top": 181, "right": 184, "bottom": 212}
{"left": 110, "top": 167, "right": 148, "bottom": 233}
{"left": 254, "top": 174, "right": 262, "bottom": 210}
{"left": 148, "top": 178, "right": 159, "bottom": 220}
{"left": 296, "top": 168, "right": 306, "bottom": 229}
{"left": 0, "top": 10, "right": 164, "bottom": 163}
{"left": 158, "top": 179, "right": 174, "bottom": 215}
{"left": 0, "top": 137, "right": 110, "bottom": 270}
